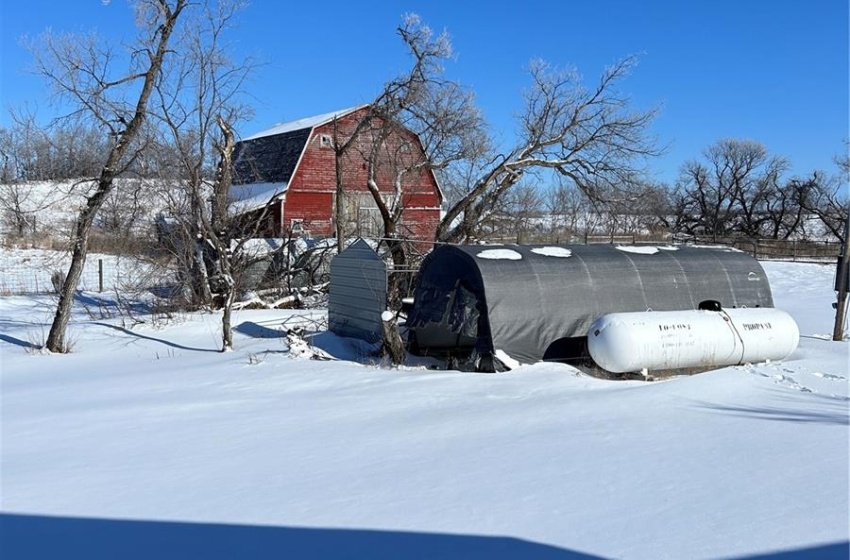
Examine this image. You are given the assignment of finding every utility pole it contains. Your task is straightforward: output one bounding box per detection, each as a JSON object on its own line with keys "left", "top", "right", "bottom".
{"left": 833, "top": 200, "right": 850, "bottom": 341}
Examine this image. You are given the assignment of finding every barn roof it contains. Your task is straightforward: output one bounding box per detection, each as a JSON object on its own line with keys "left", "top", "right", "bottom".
{"left": 232, "top": 106, "right": 364, "bottom": 187}
{"left": 408, "top": 243, "right": 775, "bottom": 369}
{"left": 243, "top": 106, "right": 364, "bottom": 140}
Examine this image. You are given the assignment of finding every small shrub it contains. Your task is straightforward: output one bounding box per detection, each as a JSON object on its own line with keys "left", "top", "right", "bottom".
{"left": 26, "top": 329, "right": 46, "bottom": 354}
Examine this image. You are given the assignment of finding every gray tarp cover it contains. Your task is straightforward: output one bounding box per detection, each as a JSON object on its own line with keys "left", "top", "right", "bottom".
{"left": 408, "top": 244, "right": 774, "bottom": 365}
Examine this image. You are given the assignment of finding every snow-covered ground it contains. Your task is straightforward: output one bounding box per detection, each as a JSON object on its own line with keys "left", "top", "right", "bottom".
{"left": 1, "top": 257, "right": 847, "bottom": 559}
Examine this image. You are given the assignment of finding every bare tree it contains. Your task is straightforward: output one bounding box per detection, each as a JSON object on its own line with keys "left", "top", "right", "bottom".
{"left": 0, "top": 110, "right": 108, "bottom": 183}
{"left": 326, "top": 15, "right": 488, "bottom": 363}
{"left": 436, "top": 55, "right": 659, "bottom": 244}
{"left": 34, "top": 0, "right": 188, "bottom": 353}
{"left": 762, "top": 176, "right": 809, "bottom": 240}
{"left": 482, "top": 181, "right": 544, "bottom": 243}
{"left": 331, "top": 14, "right": 488, "bottom": 262}
{"left": 829, "top": 147, "right": 850, "bottom": 340}
{"left": 798, "top": 172, "right": 849, "bottom": 244}
{"left": 676, "top": 139, "right": 789, "bottom": 240}
{"left": 149, "top": 0, "right": 256, "bottom": 351}
{"left": 325, "top": 15, "right": 659, "bottom": 363}
{"left": 0, "top": 182, "right": 42, "bottom": 238}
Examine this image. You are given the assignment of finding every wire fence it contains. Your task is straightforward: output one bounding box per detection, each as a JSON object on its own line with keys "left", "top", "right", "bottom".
{"left": 0, "top": 250, "right": 158, "bottom": 296}
{"left": 1, "top": 236, "right": 841, "bottom": 296}
{"left": 677, "top": 236, "right": 841, "bottom": 262}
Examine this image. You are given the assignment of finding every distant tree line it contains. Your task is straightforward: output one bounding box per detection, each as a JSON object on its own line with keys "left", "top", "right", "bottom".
{"left": 0, "top": 113, "right": 196, "bottom": 184}
{"left": 0, "top": 116, "right": 109, "bottom": 183}
{"left": 664, "top": 139, "right": 846, "bottom": 243}
{"left": 463, "top": 139, "right": 847, "bottom": 246}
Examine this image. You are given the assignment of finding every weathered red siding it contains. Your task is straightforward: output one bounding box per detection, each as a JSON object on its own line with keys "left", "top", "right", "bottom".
{"left": 283, "top": 191, "right": 334, "bottom": 234}
{"left": 281, "top": 107, "right": 442, "bottom": 243}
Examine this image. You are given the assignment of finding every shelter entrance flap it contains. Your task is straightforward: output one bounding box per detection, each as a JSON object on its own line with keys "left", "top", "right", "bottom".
{"left": 409, "top": 280, "right": 481, "bottom": 353}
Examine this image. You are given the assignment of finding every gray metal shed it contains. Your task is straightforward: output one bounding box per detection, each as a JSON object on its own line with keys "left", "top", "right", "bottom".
{"left": 407, "top": 244, "right": 774, "bottom": 371}
{"left": 328, "top": 239, "right": 387, "bottom": 343}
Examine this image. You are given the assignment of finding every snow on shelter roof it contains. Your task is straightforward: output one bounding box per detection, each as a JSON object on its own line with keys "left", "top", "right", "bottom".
{"left": 243, "top": 106, "right": 366, "bottom": 141}
{"left": 408, "top": 243, "right": 775, "bottom": 368}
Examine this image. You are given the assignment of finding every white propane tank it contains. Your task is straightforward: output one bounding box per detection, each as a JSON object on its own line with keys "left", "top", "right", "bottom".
{"left": 587, "top": 307, "right": 799, "bottom": 374}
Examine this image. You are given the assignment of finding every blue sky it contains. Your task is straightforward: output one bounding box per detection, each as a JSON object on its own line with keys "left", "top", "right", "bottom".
{"left": 1, "top": 0, "right": 847, "bottom": 183}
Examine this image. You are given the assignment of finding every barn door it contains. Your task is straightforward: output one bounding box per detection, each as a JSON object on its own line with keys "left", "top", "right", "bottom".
{"left": 336, "top": 192, "right": 388, "bottom": 239}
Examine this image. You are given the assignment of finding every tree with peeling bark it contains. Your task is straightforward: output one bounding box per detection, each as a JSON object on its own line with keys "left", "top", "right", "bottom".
{"left": 328, "top": 15, "right": 489, "bottom": 363}
{"left": 337, "top": 15, "right": 659, "bottom": 259}
{"left": 331, "top": 14, "right": 489, "bottom": 256}
{"left": 35, "top": 0, "right": 188, "bottom": 353}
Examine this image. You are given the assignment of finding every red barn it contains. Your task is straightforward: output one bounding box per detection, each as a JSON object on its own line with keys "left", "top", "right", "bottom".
{"left": 230, "top": 106, "right": 443, "bottom": 244}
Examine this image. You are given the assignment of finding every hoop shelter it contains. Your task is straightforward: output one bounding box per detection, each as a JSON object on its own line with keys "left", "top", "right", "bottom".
{"left": 406, "top": 244, "right": 774, "bottom": 371}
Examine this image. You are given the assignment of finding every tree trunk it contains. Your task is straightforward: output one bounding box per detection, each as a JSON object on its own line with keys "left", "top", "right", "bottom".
{"left": 833, "top": 209, "right": 850, "bottom": 341}
{"left": 45, "top": 185, "right": 109, "bottom": 352}
{"left": 192, "top": 234, "right": 213, "bottom": 306}
{"left": 221, "top": 273, "right": 235, "bottom": 351}
{"left": 381, "top": 311, "right": 406, "bottom": 365}
{"left": 334, "top": 150, "right": 345, "bottom": 253}
{"left": 215, "top": 116, "right": 237, "bottom": 352}
{"left": 44, "top": 0, "right": 186, "bottom": 353}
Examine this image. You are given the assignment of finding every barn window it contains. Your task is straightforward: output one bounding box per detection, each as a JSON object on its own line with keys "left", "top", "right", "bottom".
{"left": 319, "top": 134, "right": 333, "bottom": 149}
{"left": 290, "top": 219, "right": 305, "bottom": 233}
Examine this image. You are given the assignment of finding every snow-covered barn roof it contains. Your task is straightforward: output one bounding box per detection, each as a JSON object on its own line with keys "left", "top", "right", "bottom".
{"left": 232, "top": 107, "right": 365, "bottom": 189}
{"left": 242, "top": 106, "right": 365, "bottom": 141}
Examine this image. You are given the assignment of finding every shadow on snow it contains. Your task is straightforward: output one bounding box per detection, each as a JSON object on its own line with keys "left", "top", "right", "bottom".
{"left": 74, "top": 291, "right": 151, "bottom": 316}
{"left": 0, "top": 513, "right": 594, "bottom": 560}
{"left": 2, "top": 514, "right": 846, "bottom": 559}
{"left": 234, "top": 321, "right": 287, "bottom": 339}
{"left": 695, "top": 394, "right": 850, "bottom": 426}
{"left": 91, "top": 323, "right": 220, "bottom": 353}
{"left": 0, "top": 333, "right": 39, "bottom": 349}
{"left": 730, "top": 541, "right": 850, "bottom": 559}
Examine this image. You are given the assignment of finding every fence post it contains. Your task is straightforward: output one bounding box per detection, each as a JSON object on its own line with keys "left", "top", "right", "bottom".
{"left": 98, "top": 259, "right": 104, "bottom": 293}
